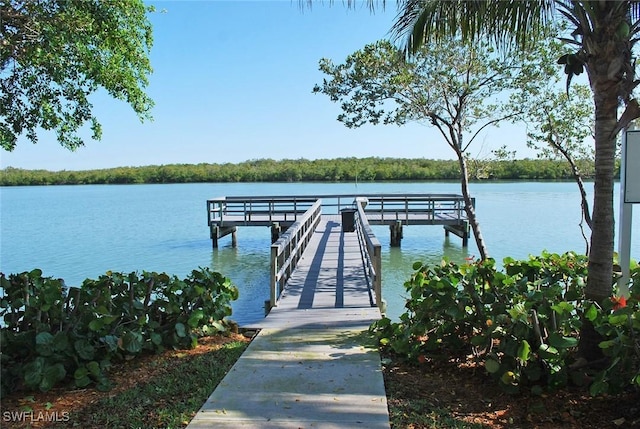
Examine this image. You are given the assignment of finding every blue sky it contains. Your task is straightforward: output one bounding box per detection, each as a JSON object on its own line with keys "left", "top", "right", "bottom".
{"left": 1, "top": 0, "right": 534, "bottom": 171}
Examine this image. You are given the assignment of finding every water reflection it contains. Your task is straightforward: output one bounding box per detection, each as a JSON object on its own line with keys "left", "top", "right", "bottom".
{"left": 210, "top": 230, "right": 272, "bottom": 326}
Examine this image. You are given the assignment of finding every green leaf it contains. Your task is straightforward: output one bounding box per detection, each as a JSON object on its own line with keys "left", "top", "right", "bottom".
{"left": 74, "top": 367, "right": 91, "bottom": 387}
{"left": 86, "top": 361, "right": 101, "bottom": 377}
{"left": 188, "top": 309, "right": 204, "bottom": 328}
{"left": 608, "top": 314, "right": 628, "bottom": 325}
{"left": 96, "top": 380, "right": 112, "bottom": 391}
{"left": 52, "top": 332, "right": 69, "bottom": 352}
{"left": 599, "top": 340, "right": 616, "bottom": 349}
{"left": 74, "top": 367, "right": 89, "bottom": 380}
{"left": 548, "top": 332, "right": 578, "bottom": 349}
{"left": 551, "top": 301, "right": 574, "bottom": 315}
{"left": 211, "top": 320, "right": 226, "bottom": 332}
{"left": 175, "top": 322, "right": 187, "bottom": 338}
{"left": 565, "top": 288, "right": 581, "bottom": 301}
{"left": 517, "top": 340, "right": 531, "bottom": 363}
{"left": 75, "top": 375, "right": 92, "bottom": 388}
{"left": 150, "top": 332, "right": 163, "bottom": 346}
{"left": 485, "top": 359, "right": 500, "bottom": 374}
{"left": 102, "top": 335, "right": 119, "bottom": 352}
{"left": 35, "top": 332, "right": 55, "bottom": 357}
{"left": 538, "top": 343, "right": 559, "bottom": 359}
{"left": 88, "top": 318, "right": 104, "bottom": 331}
{"left": 24, "top": 358, "right": 45, "bottom": 388}
{"left": 74, "top": 339, "right": 96, "bottom": 361}
{"left": 40, "top": 363, "right": 66, "bottom": 392}
{"left": 589, "top": 379, "right": 609, "bottom": 396}
{"left": 585, "top": 304, "right": 598, "bottom": 322}
{"left": 122, "top": 331, "right": 143, "bottom": 354}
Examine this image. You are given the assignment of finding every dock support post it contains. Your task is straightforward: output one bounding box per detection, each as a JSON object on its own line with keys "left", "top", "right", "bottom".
{"left": 462, "top": 221, "right": 469, "bottom": 247}
{"left": 443, "top": 221, "right": 470, "bottom": 247}
{"left": 271, "top": 222, "right": 281, "bottom": 243}
{"left": 210, "top": 225, "right": 219, "bottom": 249}
{"left": 390, "top": 221, "right": 403, "bottom": 247}
{"left": 210, "top": 225, "right": 237, "bottom": 249}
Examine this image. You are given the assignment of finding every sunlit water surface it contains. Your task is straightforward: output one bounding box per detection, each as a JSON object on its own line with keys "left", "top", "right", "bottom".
{"left": 2, "top": 182, "right": 638, "bottom": 325}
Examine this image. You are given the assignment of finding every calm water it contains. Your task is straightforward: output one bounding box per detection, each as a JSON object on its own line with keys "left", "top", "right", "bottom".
{"left": 1, "top": 182, "right": 639, "bottom": 325}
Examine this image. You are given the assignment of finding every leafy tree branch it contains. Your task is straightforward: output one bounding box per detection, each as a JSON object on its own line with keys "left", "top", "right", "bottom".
{"left": 0, "top": 0, "right": 155, "bottom": 151}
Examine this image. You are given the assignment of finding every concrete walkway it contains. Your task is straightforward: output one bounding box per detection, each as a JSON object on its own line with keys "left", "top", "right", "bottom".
{"left": 187, "top": 219, "right": 390, "bottom": 428}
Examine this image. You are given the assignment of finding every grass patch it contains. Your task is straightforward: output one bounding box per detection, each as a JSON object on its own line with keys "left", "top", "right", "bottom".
{"left": 387, "top": 397, "right": 489, "bottom": 429}
{"left": 62, "top": 339, "right": 247, "bottom": 428}
{"left": 2, "top": 334, "right": 250, "bottom": 429}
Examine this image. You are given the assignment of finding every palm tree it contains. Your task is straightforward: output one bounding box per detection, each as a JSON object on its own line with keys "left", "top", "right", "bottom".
{"left": 391, "top": 0, "right": 640, "bottom": 361}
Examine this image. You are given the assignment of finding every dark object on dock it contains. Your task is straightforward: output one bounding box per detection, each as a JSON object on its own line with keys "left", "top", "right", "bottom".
{"left": 340, "top": 207, "right": 357, "bottom": 232}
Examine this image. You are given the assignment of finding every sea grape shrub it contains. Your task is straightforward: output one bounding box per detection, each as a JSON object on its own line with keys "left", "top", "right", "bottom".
{"left": 0, "top": 271, "right": 69, "bottom": 395}
{"left": 0, "top": 268, "right": 238, "bottom": 396}
{"left": 371, "top": 257, "right": 501, "bottom": 358}
{"left": 371, "top": 252, "right": 640, "bottom": 396}
{"left": 587, "top": 289, "right": 640, "bottom": 396}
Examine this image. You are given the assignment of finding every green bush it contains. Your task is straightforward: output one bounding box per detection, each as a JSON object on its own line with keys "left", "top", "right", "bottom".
{"left": 0, "top": 268, "right": 238, "bottom": 396}
{"left": 371, "top": 251, "right": 640, "bottom": 396}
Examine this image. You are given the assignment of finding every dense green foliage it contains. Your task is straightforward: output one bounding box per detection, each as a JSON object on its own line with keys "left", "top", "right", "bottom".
{"left": 371, "top": 252, "right": 640, "bottom": 396}
{"left": 0, "top": 0, "right": 154, "bottom": 150}
{"left": 0, "top": 268, "right": 238, "bottom": 396}
{"left": 0, "top": 157, "right": 601, "bottom": 186}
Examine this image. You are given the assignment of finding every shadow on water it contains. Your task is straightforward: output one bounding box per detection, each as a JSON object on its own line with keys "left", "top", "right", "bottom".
{"left": 210, "top": 232, "right": 272, "bottom": 326}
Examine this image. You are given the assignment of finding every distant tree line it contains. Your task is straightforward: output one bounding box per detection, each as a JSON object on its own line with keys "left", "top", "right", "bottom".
{"left": 0, "top": 157, "right": 603, "bottom": 186}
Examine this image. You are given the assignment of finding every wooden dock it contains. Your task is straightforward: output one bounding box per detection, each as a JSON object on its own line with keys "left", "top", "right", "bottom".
{"left": 187, "top": 214, "right": 390, "bottom": 428}
{"left": 250, "top": 215, "right": 382, "bottom": 329}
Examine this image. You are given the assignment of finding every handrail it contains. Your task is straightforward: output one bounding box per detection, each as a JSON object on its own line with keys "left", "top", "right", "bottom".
{"left": 207, "top": 193, "right": 469, "bottom": 226}
{"left": 207, "top": 196, "right": 318, "bottom": 226}
{"left": 269, "top": 200, "right": 322, "bottom": 309}
{"left": 354, "top": 198, "right": 384, "bottom": 312}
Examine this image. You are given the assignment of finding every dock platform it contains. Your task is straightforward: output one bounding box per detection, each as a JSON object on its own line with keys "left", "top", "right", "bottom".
{"left": 207, "top": 193, "right": 472, "bottom": 247}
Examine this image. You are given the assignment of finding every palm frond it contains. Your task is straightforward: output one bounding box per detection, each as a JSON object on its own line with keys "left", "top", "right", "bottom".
{"left": 393, "top": 0, "right": 555, "bottom": 55}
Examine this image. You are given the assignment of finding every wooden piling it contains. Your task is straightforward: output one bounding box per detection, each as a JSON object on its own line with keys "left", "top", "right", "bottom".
{"left": 390, "top": 221, "right": 403, "bottom": 247}
{"left": 271, "top": 222, "right": 282, "bottom": 243}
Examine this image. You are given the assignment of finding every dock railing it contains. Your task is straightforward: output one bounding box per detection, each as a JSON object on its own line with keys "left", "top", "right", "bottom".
{"left": 207, "top": 196, "right": 318, "bottom": 227}
{"left": 361, "top": 194, "right": 468, "bottom": 224}
{"left": 207, "top": 194, "right": 470, "bottom": 227}
{"left": 269, "top": 200, "right": 322, "bottom": 309}
{"left": 354, "top": 198, "right": 384, "bottom": 312}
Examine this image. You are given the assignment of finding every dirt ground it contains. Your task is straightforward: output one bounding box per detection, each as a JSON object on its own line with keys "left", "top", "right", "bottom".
{"left": 2, "top": 334, "right": 640, "bottom": 429}
{"left": 382, "top": 351, "right": 640, "bottom": 429}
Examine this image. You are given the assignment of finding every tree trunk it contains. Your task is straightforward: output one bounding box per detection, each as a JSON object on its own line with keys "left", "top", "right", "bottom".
{"left": 586, "top": 93, "right": 616, "bottom": 303}
{"left": 457, "top": 152, "right": 489, "bottom": 260}
{"left": 578, "top": 6, "right": 627, "bottom": 361}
